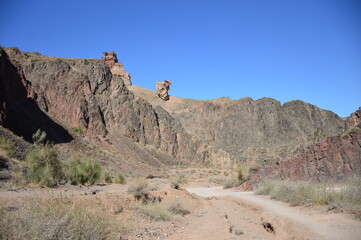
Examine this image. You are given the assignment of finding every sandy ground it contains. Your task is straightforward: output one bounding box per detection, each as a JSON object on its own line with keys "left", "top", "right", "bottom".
{"left": 1, "top": 171, "right": 361, "bottom": 240}
{"left": 187, "top": 186, "right": 361, "bottom": 240}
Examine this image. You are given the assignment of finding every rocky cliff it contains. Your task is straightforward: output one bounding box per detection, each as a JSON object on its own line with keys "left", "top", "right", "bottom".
{"left": 0, "top": 47, "right": 233, "bottom": 168}
{"left": 242, "top": 108, "right": 361, "bottom": 190}
{"left": 129, "top": 85, "right": 346, "bottom": 164}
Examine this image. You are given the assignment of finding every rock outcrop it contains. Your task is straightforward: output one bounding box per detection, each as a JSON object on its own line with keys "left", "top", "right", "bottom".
{"left": 156, "top": 80, "right": 171, "bottom": 101}
{"left": 102, "top": 51, "right": 132, "bottom": 86}
{"left": 242, "top": 108, "right": 361, "bottom": 190}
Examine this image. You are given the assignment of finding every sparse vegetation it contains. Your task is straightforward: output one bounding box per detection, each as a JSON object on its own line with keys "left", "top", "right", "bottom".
{"left": 71, "top": 126, "right": 83, "bottom": 134}
{"left": 115, "top": 173, "right": 126, "bottom": 184}
{"left": 67, "top": 159, "right": 102, "bottom": 185}
{"left": 104, "top": 171, "right": 112, "bottom": 183}
{"left": 342, "top": 126, "right": 360, "bottom": 139}
{"left": 32, "top": 129, "right": 47, "bottom": 145}
{"left": 223, "top": 176, "right": 242, "bottom": 189}
{"left": 23, "top": 144, "right": 64, "bottom": 187}
{"left": 127, "top": 179, "right": 149, "bottom": 196}
{"left": 138, "top": 202, "right": 172, "bottom": 221}
{"left": 170, "top": 174, "right": 188, "bottom": 189}
{"left": 255, "top": 178, "right": 361, "bottom": 219}
{"left": 0, "top": 136, "right": 13, "bottom": 157}
{"left": 167, "top": 201, "right": 190, "bottom": 216}
{"left": 0, "top": 194, "right": 127, "bottom": 240}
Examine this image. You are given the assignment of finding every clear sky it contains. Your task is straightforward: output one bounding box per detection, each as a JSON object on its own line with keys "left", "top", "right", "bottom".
{"left": 1, "top": 0, "right": 360, "bottom": 117}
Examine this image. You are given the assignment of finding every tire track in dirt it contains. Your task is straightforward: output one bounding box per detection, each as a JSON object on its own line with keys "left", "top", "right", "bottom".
{"left": 187, "top": 187, "right": 361, "bottom": 240}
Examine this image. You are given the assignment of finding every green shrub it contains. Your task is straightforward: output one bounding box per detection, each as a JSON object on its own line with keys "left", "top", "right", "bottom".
{"left": 72, "top": 126, "right": 82, "bottom": 134}
{"left": 68, "top": 159, "right": 102, "bottom": 185}
{"left": 32, "top": 129, "right": 47, "bottom": 146}
{"left": 170, "top": 174, "right": 188, "bottom": 190}
{"left": 0, "top": 136, "right": 13, "bottom": 157}
{"left": 342, "top": 127, "right": 360, "bottom": 139}
{"left": 24, "top": 145, "right": 63, "bottom": 187}
{"left": 115, "top": 173, "right": 126, "bottom": 184}
{"left": 104, "top": 172, "right": 112, "bottom": 183}
{"left": 0, "top": 194, "right": 127, "bottom": 240}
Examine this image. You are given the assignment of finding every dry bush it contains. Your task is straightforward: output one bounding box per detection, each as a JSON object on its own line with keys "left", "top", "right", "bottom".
{"left": 167, "top": 201, "right": 190, "bottom": 216}
{"left": 170, "top": 174, "right": 188, "bottom": 189}
{"left": 0, "top": 193, "right": 128, "bottom": 240}
{"left": 255, "top": 178, "right": 361, "bottom": 219}
{"left": 115, "top": 173, "right": 126, "bottom": 184}
{"left": 127, "top": 178, "right": 148, "bottom": 195}
{"left": 222, "top": 176, "right": 242, "bottom": 189}
{"left": 137, "top": 202, "right": 172, "bottom": 221}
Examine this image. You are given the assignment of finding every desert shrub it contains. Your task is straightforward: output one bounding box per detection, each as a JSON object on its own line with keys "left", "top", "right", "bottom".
{"left": 127, "top": 179, "right": 148, "bottom": 195}
{"left": 115, "top": 173, "right": 126, "bottom": 184}
{"left": 223, "top": 176, "right": 242, "bottom": 189}
{"left": 255, "top": 178, "right": 361, "bottom": 219}
{"left": 67, "top": 159, "right": 102, "bottom": 185}
{"left": 342, "top": 127, "right": 360, "bottom": 139}
{"left": 138, "top": 202, "right": 171, "bottom": 221}
{"left": 0, "top": 136, "right": 13, "bottom": 157}
{"left": 71, "top": 126, "right": 82, "bottom": 133}
{"left": 32, "top": 129, "right": 47, "bottom": 146}
{"left": 0, "top": 194, "right": 127, "bottom": 240}
{"left": 104, "top": 172, "right": 112, "bottom": 183}
{"left": 24, "top": 144, "right": 64, "bottom": 187}
{"left": 167, "top": 201, "right": 190, "bottom": 216}
{"left": 170, "top": 174, "right": 188, "bottom": 189}
{"left": 254, "top": 181, "right": 275, "bottom": 195}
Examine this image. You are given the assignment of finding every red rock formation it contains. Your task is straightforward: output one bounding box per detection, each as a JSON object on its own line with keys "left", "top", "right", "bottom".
{"left": 156, "top": 80, "right": 171, "bottom": 101}
{"left": 102, "top": 51, "right": 132, "bottom": 86}
{"left": 242, "top": 108, "right": 361, "bottom": 190}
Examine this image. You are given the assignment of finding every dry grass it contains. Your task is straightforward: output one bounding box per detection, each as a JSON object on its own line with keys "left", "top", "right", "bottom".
{"left": 255, "top": 178, "right": 361, "bottom": 219}
{"left": 137, "top": 202, "right": 172, "bottom": 221}
{"left": 170, "top": 174, "right": 188, "bottom": 189}
{"left": 137, "top": 200, "right": 190, "bottom": 221}
{"left": 0, "top": 193, "right": 128, "bottom": 240}
{"left": 208, "top": 175, "right": 242, "bottom": 189}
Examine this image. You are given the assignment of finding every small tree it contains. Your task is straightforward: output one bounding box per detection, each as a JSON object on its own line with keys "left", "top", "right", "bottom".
{"left": 25, "top": 144, "right": 64, "bottom": 187}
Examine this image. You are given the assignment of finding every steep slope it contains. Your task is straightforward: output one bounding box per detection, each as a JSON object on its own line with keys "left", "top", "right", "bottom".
{"left": 242, "top": 108, "right": 361, "bottom": 189}
{"left": 0, "top": 47, "right": 234, "bottom": 168}
{"left": 129, "top": 85, "right": 345, "bottom": 164}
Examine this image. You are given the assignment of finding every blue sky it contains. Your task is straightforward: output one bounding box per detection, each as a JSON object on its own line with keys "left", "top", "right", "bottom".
{"left": 1, "top": 0, "right": 360, "bottom": 117}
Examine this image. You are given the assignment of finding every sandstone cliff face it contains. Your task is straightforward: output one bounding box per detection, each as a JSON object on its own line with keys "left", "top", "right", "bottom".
{"left": 242, "top": 108, "right": 361, "bottom": 190}
{"left": 0, "top": 47, "right": 233, "bottom": 167}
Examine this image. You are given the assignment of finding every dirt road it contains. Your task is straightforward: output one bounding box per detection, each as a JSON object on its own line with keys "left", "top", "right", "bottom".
{"left": 186, "top": 187, "right": 361, "bottom": 240}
